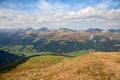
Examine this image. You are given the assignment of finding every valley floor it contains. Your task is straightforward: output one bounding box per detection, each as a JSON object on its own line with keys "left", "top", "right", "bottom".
{"left": 0, "top": 52, "right": 120, "bottom": 80}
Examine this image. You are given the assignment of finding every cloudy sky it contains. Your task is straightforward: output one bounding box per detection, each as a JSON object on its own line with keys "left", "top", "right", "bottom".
{"left": 0, "top": 0, "right": 120, "bottom": 30}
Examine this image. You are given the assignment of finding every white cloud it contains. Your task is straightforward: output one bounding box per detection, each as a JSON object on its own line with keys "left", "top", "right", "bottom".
{"left": 0, "top": 0, "right": 120, "bottom": 29}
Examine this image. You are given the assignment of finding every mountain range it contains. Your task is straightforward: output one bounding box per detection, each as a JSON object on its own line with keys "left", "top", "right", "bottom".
{"left": 0, "top": 28, "right": 120, "bottom": 54}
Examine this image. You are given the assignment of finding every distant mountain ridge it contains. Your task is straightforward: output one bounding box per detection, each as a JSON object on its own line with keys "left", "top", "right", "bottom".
{"left": 0, "top": 28, "right": 120, "bottom": 53}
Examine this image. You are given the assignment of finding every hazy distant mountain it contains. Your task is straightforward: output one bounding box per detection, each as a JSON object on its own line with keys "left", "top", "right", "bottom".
{"left": 0, "top": 28, "right": 120, "bottom": 53}
{"left": 38, "top": 27, "right": 49, "bottom": 32}
{"left": 60, "top": 28, "right": 76, "bottom": 32}
{"left": 25, "top": 27, "right": 34, "bottom": 31}
{"left": 108, "top": 29, "right": 120, "bottom": 32}
{"left": 86, "top": 28, "right": 103, "bottom": 32}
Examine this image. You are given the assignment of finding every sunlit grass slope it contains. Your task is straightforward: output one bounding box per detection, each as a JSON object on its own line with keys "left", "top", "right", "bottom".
{"left": 1, "top": 52, "right": 120, "bottom": 80}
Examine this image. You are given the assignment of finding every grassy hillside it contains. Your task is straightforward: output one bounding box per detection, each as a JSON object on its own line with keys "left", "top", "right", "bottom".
{"left": 0, "top": 52, "right": 120, "bottom": 80}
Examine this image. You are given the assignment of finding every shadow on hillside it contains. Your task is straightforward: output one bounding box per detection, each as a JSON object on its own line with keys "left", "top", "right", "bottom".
{"left": 0, "top": 50, "right": 25, "bottom": 73}
{"left": 0, "top": 50, "right": 75, "bottom": 73}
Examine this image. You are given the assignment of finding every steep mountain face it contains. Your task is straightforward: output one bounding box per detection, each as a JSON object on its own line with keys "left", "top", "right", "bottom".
{"left": 0, "top": 28, "right": 120, "bottom": 53}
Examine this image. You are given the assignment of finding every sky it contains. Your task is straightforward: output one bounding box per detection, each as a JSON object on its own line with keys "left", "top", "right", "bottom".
{"left": 0, "top": 0, "right": 120, "bottom": 30}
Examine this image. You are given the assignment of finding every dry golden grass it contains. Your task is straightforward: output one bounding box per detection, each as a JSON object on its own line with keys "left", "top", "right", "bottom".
{"left": 0, "top": 52, "right": 120, "bottom": 80}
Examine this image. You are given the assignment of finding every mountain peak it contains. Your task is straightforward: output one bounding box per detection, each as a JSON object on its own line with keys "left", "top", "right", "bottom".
{"left": 59, "top": 28, "right": 76, "bottom": 32}
{"left": 86, "top": 28, "right": 103, "bottom": 32}
{"left": 25, "top": 27, "right": 34, "bottom": 31}
{"left": 38, "top": 27, "right": 49, "bottom": 32}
